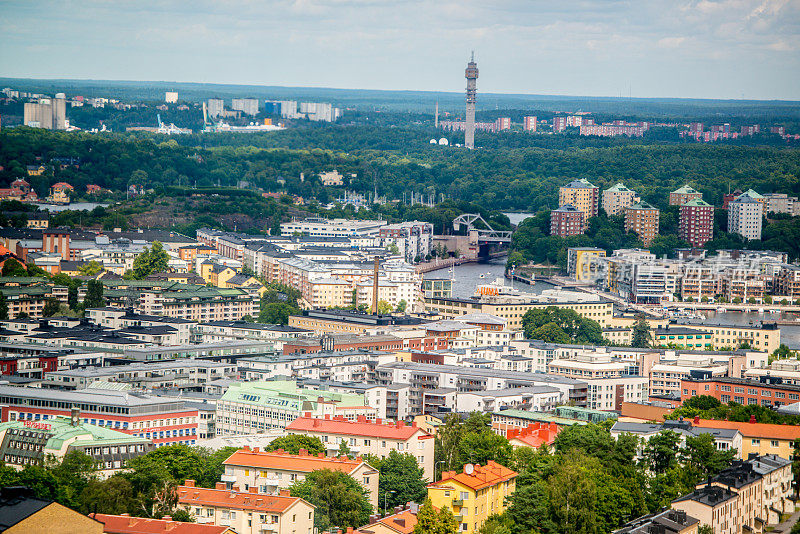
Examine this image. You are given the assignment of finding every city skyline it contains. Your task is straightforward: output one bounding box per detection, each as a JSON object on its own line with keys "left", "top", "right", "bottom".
{"left": 1, "top": 0, "right": 799, "bottom": 101}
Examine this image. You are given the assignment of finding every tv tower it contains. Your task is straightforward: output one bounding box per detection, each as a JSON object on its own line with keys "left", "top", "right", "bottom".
{"left": 464, "top": 51, "right": 479, "bottom": 149}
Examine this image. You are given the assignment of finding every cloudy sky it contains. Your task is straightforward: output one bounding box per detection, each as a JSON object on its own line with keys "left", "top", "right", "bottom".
{"left": 1, "top": 0, "right": 798, "bottom": 100}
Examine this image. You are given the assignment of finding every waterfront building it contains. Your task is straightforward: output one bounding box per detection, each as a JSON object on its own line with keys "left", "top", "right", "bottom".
{"left": 550, "top": 205, "right": 585, "bottom": 237}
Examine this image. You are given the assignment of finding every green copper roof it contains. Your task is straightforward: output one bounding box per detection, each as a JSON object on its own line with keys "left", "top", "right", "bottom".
{"left": 683, "top": 199, "right": 713, "bottom": 207}
{"left": 739, "top": 189, "right": 764, "bottom": 200}
{"left": 605, "top": 182, "right": 633, "bottom": 193}
{"left": 672, "top": 184, "right": 699, "bottom": 195}
{"left": 563, "top": 178, "right": 598, "bottom": 189}
{"left": 627, "top": 201, "right": 658, "bottom": 211}
{"left": 0, "top": 416, "right": 146, "bottom": 451}
{"left": 220, "top": 380, "right": 367, "bottom": 410}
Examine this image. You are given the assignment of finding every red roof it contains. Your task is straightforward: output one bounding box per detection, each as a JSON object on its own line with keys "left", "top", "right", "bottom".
{"left": 90, "top": 514, "right": 232, "bottom": 534}
{"left": 694, "top": 417, "right": 800, "bottom": 441}
{"left": 51, "top": 182, "right": 74, "bottom": 190}
{"left": 430, "top": 461, "right": 517, "bottom": 491}
{"left": 286, "top": 415, "right": 430, "bottom": 440}
{"left": 223, "top": 447, "right": 373, "bottom": 474}
{"left": 358, "top": 509, "right": 419, "bottom": 534}
{"left": 177, "top": 481, "right": 309, "bottom": 513}
{"left": 507, "top": 422, "right": 560, "bottom": 448}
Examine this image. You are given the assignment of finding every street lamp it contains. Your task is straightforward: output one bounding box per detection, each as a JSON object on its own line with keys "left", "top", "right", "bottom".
{"left": 384, "top": 490, "right": 395, "bottom": 516}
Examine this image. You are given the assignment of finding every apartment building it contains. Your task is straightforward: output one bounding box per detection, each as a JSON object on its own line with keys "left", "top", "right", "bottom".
{"left": 679, "top": 199, "right": 714, "bottom": 247}
{"left": 0, "top": 385, "right": 199, "bottom": 447}
{"left": 669, "top": 185, "right": 703, "bottom": 206}
{"left": 602, "top": 183, "right": 640, "bottom": 216}
{"left": 566, "top": 247, "right": 607, "bottom": 282}
{"left": 772, "top": 264, "right": 800, "bottom": 297}
{"left": 285, "top": 415, "right": 435, "bottom": 481}
{"left": 221, "top": 447, "right": 379, "bottom": 509}
{"left": 558, "top": 178, "right": 599, "bottom": 220}
{"left": 506, "top": 422, "right": 561, "bottom": 449}
{"left": 365, "top": 385, "right": 413, "bottom": 421}
{"left": 728, "top": 196, "right": 763, "bottom": 241}
{"left": 763, "top": 193, "right": 800, "bottom": 216}
{"left": 427, "top": 462, "right": 517, "bottom": 534}
{"left": 215, "top": 381, "right": 375, "bottom": 436}
{"left": 610, "top": 419, "right": 742, "bottom": 457}
{"left": 280, "top": 218, "right": 387, "bottom": 237}
{"left": 624, "top": 202, "right": 659, "bottom": 246}
{"left": 41, "top": 360, "right": 237, "bottom": 390}
{"left": 178, "top": 481, "right": 315, "bottom": 534}
{"left": 378, "top": 221, "right": 433, "bottom": 263}
{"left": 614, "top": 509, "right": 699, "bottom": 534}
{"left": 688, "top": 417, "right": 800, "bottom": 461}
{"left": 550, "top": 205, "right": 585, "bottom": 237}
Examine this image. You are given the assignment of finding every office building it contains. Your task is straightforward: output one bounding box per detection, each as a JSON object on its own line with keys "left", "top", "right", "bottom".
{"left": 427, "top": 462, "right": 517, "bottom": 534}
{"left": 602, "top": 183, "right": 640, "bottom": 216}
{"left": 559, "top": 178, "right": 599, "bottom": 221}
{"left": 679, "top": 199, "right": 714, "bottom": 247}
{"left": 550, "top": 205, "right": 584, "bottom": 237}
{"left": 177, "top": 481, "right": 315, "bottom": 534}
{"left": 669, "top": 185, "right": 702, "bottom": 206}
{"left": 232, "top": 98, "right": 259, "bottom": 116}
{"left": 728, "top": 196, "right": 763, "bottom": 240}
{"left": 624, "top": 202, "right": 659, "bottom": 246}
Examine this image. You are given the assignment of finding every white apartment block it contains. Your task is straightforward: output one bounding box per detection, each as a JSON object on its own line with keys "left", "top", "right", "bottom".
{"left": 728, "top": 197, "right": 763, "bottom": 240}
{"left": 281, "top": 218, "right": 387, "bottom": 237}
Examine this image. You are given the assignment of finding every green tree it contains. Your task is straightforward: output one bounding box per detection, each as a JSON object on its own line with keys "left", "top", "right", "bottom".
{"left": 289, "top": 469, "right": 372, "bottom": 530}
{"left": 434, "top": 414, "right": 463, "bottom": 479}
{"left": 377, "top": 300, "right": 393, "bottom": 315}
{"left": 78, "top": 260, "right": 104, "bottom": 276}
{"left": 42, "top": 298, "right": 61, "bottom": 317}
{"left": 631, "top": 317, "right": 652, "bottom": 348}
{"left": 640, "top": 430, "right": 681, "bottom": 472}
{"left": 258, "top": 302, "right": 297, "bottom": 325}
{"left": 79, "top": 476, "right": 138, "bottom": 515}
{"left": 266, "top": 435, "right": 325, "bottom": 455}
{"left": 366, "top": 450, "right": 427, "bottom": 513}
{"left": 83, "top": 279, "right": 105, "bottom": 309}
{"left": 682, "top": 433, "right": 737, "bottom": 481}
{"left": 132, "top": 241, "right": 170, "bottom": 278}
{"left": 413, "top": 498, "right": 457, "bottom": 534}
{"left": 395, "top": 299, "right": 408, "bottom": 313}
{"left": 0, "top": 292, "right": 8, "bottom": 320}
{"left": 2, "top": 258, "right": 27, "bottom": 277}
{"left": 548, "top": 450, "right": 598, "bottom": 534}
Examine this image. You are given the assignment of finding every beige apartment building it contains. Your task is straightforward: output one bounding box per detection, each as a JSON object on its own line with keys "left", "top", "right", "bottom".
{"left": 221, "top": 447, "right": 380, "bottom": 509}
{"left": 624, "top": 202, "right": 660, "bottom": 246}
{"left": 178, "top": 481, "right": 316, "bottom": 534}
{"left": 602, "top": 183, "right": 640, "bottom": 216}
{"left": 559, "top": 178, "right": 599, "bottom": 220}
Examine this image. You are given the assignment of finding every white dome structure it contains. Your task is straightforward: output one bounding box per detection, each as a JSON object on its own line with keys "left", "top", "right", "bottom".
{"left": 429, "top": 139, "right": 437, "bottom": 144}
{"left": 438, "top": 138, "right": 449, "bottom": 146}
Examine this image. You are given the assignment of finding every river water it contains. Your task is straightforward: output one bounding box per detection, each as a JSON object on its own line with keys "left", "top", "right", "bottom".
{"left": 425, "top": 258, "right": 556, "bottom": 299}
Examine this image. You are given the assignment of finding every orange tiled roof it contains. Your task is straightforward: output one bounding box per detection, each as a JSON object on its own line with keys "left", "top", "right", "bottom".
{"left": 177, "top": 481, "right": 309, "bottom": 513}
{"left": 358, "top": 509, "right": 418, "bottom": 534}
{"left": 223, "top": 447, "right": 372, "bottom": 474}
{"left": 90, "top": 513, "right": 232, "bottom": 534}
{"left": 287, "top": 416, "right": 430, "bottom": 440}
{"left": 51, "top": 182, "right": 74, "bottom": 190}
{"left": 695, "top": 417, "right": 800, "bottom": 440}
{"left": 430, "top": 461, "right": 517, "bottom": 491}
{"left": 507, "top": 422, "right": 560, "bottom": 448}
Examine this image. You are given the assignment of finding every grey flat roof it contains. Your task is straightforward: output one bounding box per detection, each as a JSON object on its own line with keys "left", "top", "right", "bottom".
{"left": 379, "top": 361, "right": 587, "bottom": 386}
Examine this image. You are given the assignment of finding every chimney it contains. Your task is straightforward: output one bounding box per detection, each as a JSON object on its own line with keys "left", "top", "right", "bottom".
{"left": 253, "top": 447, "right": 259, "bottom": 452}
{"left": 184, "top": 480, "right": 195, "bottom": 487}
{"left": 279, "top": 489, "right": 290, "bottom": 497}
{"left": 693, "top": 415, "right": 700, "bottom": 425}
{"left": 376, "top": 418, "right": 383, "bottom": 425}
{"left": 372, "top": 256, "right": 379, "bottom": 315}
{"left": 232, "top": 485, "right": 240, "bottom": 492}
{"left": 313, "top": 419, "right": 321, "bottom": 428}
{"left": 394, "top": 506, "right": 403, "bottom": 513}
{"left": 215, "top": 482, "right": 226, "bottom": 490}
{"left": 70, "top": 406, "right": 80, "bottom": 427}
{"left": 749, "top": 415, "right": 756, "bottom": 424}
{"left": 317, "top": 452, "right": 324, "bottom": 458}
{"left": 299, "top": 448, "right": 308, "bottom": 456}
{"left": 249, "top": 487, "right": 258, "bottom": 494}
{"left": 243, "top": 445, "right": 250, "bottom": 451}
{"left": 347, "top": 528, "right": 354, "bottom": 534}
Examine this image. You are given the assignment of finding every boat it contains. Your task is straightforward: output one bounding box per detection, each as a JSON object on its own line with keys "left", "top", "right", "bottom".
{"left": 716, "top": 307, "right": 727, "bottom": 313}
{"left": 475, "top": 278, "right": 522, "bottom": 297}
{"left": 479, "top": 274, "right": 485, "bottom": 279}
{"left": 758, "top": 308, "right": 765, "bottom": 314}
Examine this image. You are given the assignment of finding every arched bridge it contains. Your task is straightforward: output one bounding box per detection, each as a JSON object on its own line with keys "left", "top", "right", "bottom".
{"left": 453, "top": 213, "right": 512, "bottom": 259}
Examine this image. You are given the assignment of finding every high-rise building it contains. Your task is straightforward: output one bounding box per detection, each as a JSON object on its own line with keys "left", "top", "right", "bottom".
{"left": 524, "top": 116, "right": 537, "bottom": 132}
{"left": 231, "top": 98, "right": 259, "bottom": 116}
{"left": 728, "top": 196, "right": 763, "bottom": 241}
{"left": 679, "top": 199, "right": 714, "bottom": 247}
{"left": 495, "top": 117, "right": 511, "bottom": 130}
{"left": 550, "top": 205, "right": 585, "bottom": 237}
{"left": 165, "top": 91, "right": 178, "bottom": 103}
{"left": 552, "top": 116, "right": 568, "bottom": 132}
{"left": 559, "top": 178, "right": 599, "bottom": 222}
{"left": 207, "top": 98, "right": 224, "bottom": 119}
{"left": 23, "top": 96, "right": 66, "bottom": 130}
{"left": 624, "top": 202, "right": 659, "bottom": 246}
{"left": 602, "top": 183, "right": 640, "bottom": 216}
{"left": 669, "top": 184, "right": 703, "bottom": 206}
{"left": 464, "top": 53, "right": 478, "bottom": 149}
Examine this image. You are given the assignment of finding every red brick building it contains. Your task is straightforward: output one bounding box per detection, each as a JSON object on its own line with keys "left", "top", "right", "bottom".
{"left": 679, "top": 198, "right": 715, "bottom": 247}
{"left": 680, "top": 376, "right": 800, "bottom": 407}
{"left": 550, "top": 205, "right": 584, "bottom": 237}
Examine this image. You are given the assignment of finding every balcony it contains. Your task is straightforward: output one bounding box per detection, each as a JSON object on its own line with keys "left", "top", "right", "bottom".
{"left": 452, "top": 499, "right": 464, "bottom": 507}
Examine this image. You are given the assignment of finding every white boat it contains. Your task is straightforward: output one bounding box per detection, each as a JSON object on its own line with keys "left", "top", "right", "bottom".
{"left": 479, "top": 274, "right": 485, "bottom": 279}
{"left": 716, "top": 307, "right": 727, "bottom": 313}
{"left": 758, "top": 308, "right": 765, "bottom": 314}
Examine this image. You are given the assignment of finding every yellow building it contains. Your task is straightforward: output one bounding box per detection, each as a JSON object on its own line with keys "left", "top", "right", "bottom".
{"left": 204, "top": 263, "right": 237, "bottom": 286}
{"left": 558, "top": 178, "right": 599, "bottom": 221}
{"left": 308, "top": 277, "right": 351, "bottom": 308}
{"left": 695, "top": 418, "right": 799, "bottom": 461}
{"left": 427, "top": 462, "right": 517, "bottom": 534}
{"left": 566, "top": 247, "right": 606, "bottom": 282}
{"left": 624, "top": 202, "right": 660, "bottom": 246}
{"left": 0, "top": 488, "right": 103, "bottom": 534}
